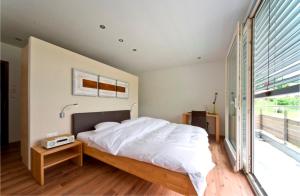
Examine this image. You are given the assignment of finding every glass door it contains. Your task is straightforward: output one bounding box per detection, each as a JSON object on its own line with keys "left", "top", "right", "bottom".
{"left": 241, "top": 19, "right": 252, "bottom": 173}
{"left": 225, "top": 23, "right": 242, "bottom": 171}
{"left": 251, "top": 0, "right": 300, "bottom": 195}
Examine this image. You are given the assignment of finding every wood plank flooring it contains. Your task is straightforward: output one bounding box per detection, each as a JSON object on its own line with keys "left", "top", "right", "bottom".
{"left": 1, "top": 140, "right": 254, "bottom": 195}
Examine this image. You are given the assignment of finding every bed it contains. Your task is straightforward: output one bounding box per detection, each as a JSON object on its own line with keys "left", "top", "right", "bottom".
{"left": 72, "top": 110, "right": 214, "bottom": 195}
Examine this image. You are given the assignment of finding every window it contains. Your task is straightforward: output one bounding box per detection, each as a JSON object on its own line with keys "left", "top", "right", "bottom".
{"left": 252, "top": 1, "right": 300, "bottom": 195}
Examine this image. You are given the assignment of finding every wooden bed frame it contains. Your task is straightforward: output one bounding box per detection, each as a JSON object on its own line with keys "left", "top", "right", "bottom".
{"left": 72, "top": 111, "right": 197, "bottom": 195}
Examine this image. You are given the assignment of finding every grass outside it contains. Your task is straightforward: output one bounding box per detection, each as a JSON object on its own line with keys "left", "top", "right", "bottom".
{"left": 254, "top": 95, "right": 300, "bottom": 121}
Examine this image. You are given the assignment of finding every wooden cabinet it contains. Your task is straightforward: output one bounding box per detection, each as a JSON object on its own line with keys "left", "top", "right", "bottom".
{"left": 31, "top": 140, "right": 82, "bottom": 185}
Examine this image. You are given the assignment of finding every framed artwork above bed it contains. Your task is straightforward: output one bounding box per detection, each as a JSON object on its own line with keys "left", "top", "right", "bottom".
{"left": 116, "top": 80, "right": 129, "bottom": 99}
{"left": 72, "top": 68, "right": 129, "bottom": 98}
{"left": 72, "top": 69, "right": 98, "bottom": 96}
{"left": 98, "top": 76, "right": 116, "bottom": 97}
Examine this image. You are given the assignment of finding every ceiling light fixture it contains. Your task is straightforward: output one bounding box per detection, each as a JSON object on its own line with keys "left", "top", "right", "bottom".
{"left": 99, "top": 25, "right": 106, "bottom": 29}
{"left": 118, "top": 39, "right": 124, "bottom": 42}
{"left": 132, "top": 49, "right": 137, "bottom": 52}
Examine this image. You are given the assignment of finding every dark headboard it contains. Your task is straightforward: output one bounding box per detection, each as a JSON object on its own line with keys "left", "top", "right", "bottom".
{"left": 72, "top": 110, "right": 130, "bottom": 136}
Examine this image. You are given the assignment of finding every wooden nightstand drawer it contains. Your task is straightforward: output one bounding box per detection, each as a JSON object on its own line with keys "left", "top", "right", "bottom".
{"left": 31, "top": 140, "right": 82, "bottom": 185}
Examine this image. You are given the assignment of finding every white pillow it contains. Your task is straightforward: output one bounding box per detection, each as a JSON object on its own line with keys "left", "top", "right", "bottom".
{"left": 94, "top": 122, "right": 120, "bottom": 132}
{"left": 121, "top": 119, "right": 133, "bottom": 124}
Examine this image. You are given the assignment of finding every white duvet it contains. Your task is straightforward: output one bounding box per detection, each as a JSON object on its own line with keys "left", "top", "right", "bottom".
{"left": 87, "top": 117, "right": 215, "bottom": 195}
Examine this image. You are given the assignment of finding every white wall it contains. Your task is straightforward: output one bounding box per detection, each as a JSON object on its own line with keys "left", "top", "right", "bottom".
{"left": 139, "top": 61, "right": 225, "bottom": 135}
{"left": 23, "top": 37, "right": 139, "bottom": 168}
{"left": 1, "top": 42, "right": 21, "bottom": 142}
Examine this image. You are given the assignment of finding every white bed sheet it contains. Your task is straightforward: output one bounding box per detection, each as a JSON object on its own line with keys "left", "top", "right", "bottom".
{"left": 77, "top": 130, "right": 95, "bottom": 143}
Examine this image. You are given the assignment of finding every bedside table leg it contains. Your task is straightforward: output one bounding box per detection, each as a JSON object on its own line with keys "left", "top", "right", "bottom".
{"left": 71, "top": 144, "right": 83, "bottom": 167}
{"left": 31, "top": 149, "right": 44, "bottom": 185}
{"left": 215, "top": 116, "right": 220, "bottom": 143}
{"left": 71, "top": 155, "right": 83, "bottom": 167}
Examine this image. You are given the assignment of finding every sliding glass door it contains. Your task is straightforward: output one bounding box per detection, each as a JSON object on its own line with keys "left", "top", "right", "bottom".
{"left": 241, "top": 19, "right": 252, "bottom": 173}
{"left": 225, "top": 0, "right": 299, "bottom": 194}
{"left": 225, "top": 23, "right": 242, "bottom": 171}
{"left": 251, "top": 0, "right": 300, "bottom": 195}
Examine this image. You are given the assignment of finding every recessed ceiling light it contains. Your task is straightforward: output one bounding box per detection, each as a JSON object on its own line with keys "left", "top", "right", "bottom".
{"left": 132, "top": 49, "right": 137, "bottom": 52}
{"left": 118, "top": 39, "right": 124, "bottom": 42}
{"left": 15, "top": 37, "right": 23, "bottom": 42}
{"left": 99, "top": 25, "right": 106, "bottom": 29}
{"left": 197, "top": 57, "right": 201, "bottom": 59}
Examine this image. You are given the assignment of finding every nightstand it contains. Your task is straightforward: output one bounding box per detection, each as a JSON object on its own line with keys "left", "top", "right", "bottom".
{"left": 31, "top": 140, "right": 82, "bottom": 185}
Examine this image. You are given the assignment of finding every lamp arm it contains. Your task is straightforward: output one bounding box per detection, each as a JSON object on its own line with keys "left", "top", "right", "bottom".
{"left": 213, "top": 92, "right": 218, "bottom": 104}
{"left": 61, "top": 104, "right": 75, "bottom": 112}
{"left": 130, "top": 103, "right": 137, "bottom": 119}
{"left": 130, "top": 103, "right": 137, "bottom": 111}
{"left": 59, "top": 103, "right": 78, "bottom": 118}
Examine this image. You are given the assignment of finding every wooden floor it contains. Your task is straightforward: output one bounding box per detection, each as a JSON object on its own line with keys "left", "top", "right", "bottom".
{"left": 1, "top": 140, "right": 254, "bottom": 196}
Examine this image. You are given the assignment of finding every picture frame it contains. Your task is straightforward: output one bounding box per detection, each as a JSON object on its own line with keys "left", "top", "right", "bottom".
{"left": 72, "top": 69, "right": 98, "bottom": 96}
{"left": 98, "top": 76, "right": 117, "bottom": 97}
{"left": 116, "top": 80, "right": 129, "bottom": 99}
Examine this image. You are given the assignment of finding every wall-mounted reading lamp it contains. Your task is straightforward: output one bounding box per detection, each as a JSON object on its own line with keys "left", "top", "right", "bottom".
{"left": 130, "top": 103, "right": 137, "bottom": 119}
{"left": 59, "top": 103, "right": 79, "bottom": 118}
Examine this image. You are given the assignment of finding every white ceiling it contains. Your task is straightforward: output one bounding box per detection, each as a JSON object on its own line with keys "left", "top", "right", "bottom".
{"left": 1, "top": 0, "right": 251, "bottom": 74}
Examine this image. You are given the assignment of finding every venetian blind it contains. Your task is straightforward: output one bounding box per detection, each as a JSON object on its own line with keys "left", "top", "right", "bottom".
{"left": 254, "top": 0, "right": 300, "bottom": 95}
